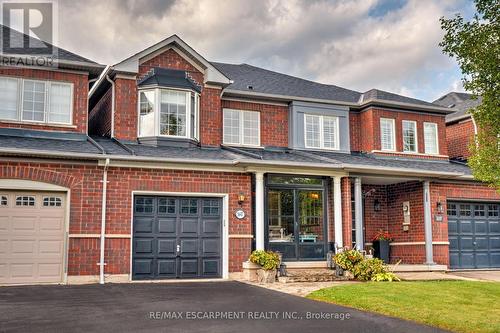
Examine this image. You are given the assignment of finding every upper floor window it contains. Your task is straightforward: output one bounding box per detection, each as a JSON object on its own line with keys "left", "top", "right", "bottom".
{"left": 424, "top": 122, "right": 439, "bottom": 155}
{"left": 402, "top": 120, "right": 417, "bottom": 153}
{"left": 138, "top": 88, "right": 199, "bottom": 140}
{"left": 0, "top": 76, "right": 73, "bottom": 125}
{"left": 380, "top": 118, "right": 395, "bottom": 151}
{"left": 223, "top": 109, "right": 260, "bottom": 146}
{"left": 304, "top": 114, "right": 339, "bottom": 150}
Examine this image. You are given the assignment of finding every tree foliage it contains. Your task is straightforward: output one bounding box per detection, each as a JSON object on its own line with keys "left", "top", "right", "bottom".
{"left": 440, "top": 0, "right": 500, "bottom": 191}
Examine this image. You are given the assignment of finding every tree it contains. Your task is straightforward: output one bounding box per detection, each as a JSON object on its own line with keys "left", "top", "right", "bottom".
{"left": 440, "top": 0, "right": 500, "bottom": 192}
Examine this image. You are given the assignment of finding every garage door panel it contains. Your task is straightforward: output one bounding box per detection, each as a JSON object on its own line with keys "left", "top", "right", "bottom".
{"left": 491, "top": 253, "right": 500, "bottom": 267}
{"left": 490, "top": 237, "right": 500, "bottom": 250}
{"left": 39, "top": 216, "right": 64, "bottom": 232}
{"left": 12, "top": 217, "right": 37, "bottom": 232}
{"left": 460, "top": 237, "right": 474, "bottom": 250}
{"left": 448, "top": 236, "right": 458, "bottom": 249}
{"left": 459, "top": 221, "right": 473, "bottom": 233}
{"left": 475, "top": 253, "right": 490, "bottom": 268}
{"left": 38, "top": 263, "right": 62, "bottom": 278}
{"left": 134, "top": 238, "right": 153, "bottom": 254}
{"left": 133, "top": 196, "right": 222, "bottom": 280}
{"left": 475, "top": 238, "right": 489, "bottom": 250}
{"left": 448, "top": 220, "right": 458, "bottom": 234}
{"left": 449, "top": 253, "right": 459, "bottom": 267}
{"left": 475, "top": 221, "right": 488, "bottom": 234}
{"left": 460, "top": 254, "right": 475, "bottom": 268}
{"left": 490, "top": 221, "right": 500, "bottom": 233}
{"left": 38, "top": 240, "right": 63, "bottom": 255}
{"left": 157, "top": 239, "right": 176, "bottom": 255}
{"left": 11, "top": 240, "right": 35, "bottom": 255}
{"left": 0, "top": 239, "right": 8, "bottom": 254}
{"left": 157, "top": 259, "right": 176, "bottom": 276}
{"left": 10, "top": 263, "right": 34, "bottom": 278}
{"left": 158, "top": 218, "right": 176, "bottom": 234}
{"left": 134, "top": 217, "right": 154, "bottom": 233}
{"left": 180, "top": 218, "right": 198, "bottom": 235}
{"left": 0, "top": 216, "right": 8, "bottom": 231}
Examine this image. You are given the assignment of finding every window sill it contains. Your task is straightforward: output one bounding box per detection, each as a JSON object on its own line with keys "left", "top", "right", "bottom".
{"left": 0, "top": 119, "right": 76, "bottom": 129}
{"left": 222, "top": 143, "right": 263, "bottom": 149}
{"left": 372, "top": 150, "right": 448, "bottom": 158}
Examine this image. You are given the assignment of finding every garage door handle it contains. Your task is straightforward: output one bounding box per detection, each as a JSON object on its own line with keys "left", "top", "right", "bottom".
{"left": 176, "top": 244, "right": 180, "bottom": 253}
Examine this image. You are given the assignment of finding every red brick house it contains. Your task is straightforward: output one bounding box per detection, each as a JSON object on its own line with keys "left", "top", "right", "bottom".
{"left": 1, "top": 30, "right": 498, "bottom": 285}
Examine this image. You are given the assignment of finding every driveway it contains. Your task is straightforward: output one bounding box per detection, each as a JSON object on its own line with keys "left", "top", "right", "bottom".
{"left": 448, "top": 270, "right": 500, "bottom": 282}
{"left": 0, "top": 281, "right": 447, "bottom": 333}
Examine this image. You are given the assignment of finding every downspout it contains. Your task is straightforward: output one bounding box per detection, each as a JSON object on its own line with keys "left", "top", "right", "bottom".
{"left": 471, "top": 115, "right": 479, "bottom": 148}
{"left": 99, "top": 158, "right": 110, "bottom": 284}
{"left": 105, "top": 76, "right": 116, "bottom": 138}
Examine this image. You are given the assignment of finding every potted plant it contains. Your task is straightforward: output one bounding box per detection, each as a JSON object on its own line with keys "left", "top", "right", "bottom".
{"left": 248, "top": 250, "right": 281, "bottom": 283}
{"left": 372, "top": 230, "right": 393, "bottom": 263}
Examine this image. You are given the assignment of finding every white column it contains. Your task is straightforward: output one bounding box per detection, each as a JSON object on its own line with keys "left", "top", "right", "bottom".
{"left": 423, "top": 181, "right": 434, "bottom": 264}
{"left": 255, "top": 172, "right": 265, "bottom": 250}
{"left": 354, "top": 177, "right": 364, "bottom": 251}
{"left": 333, "top": 176, "right": 343, "bottom": 249}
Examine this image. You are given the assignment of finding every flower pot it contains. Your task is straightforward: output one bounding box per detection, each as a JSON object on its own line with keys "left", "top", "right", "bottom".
{"left": 256, "top": 269, "right": 277, "bottom": 283}
{"left": 373, "top": 240, "right": 391, "bottom": 263}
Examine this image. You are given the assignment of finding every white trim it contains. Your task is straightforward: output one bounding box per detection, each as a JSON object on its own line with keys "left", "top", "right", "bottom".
{"left": 222, "top": 108, "right": 261, "bottom": 147}
{"left": 229, "top": 234, "right": 253, "bottom": 239}
{"left": 402, "top": 120, "right": 418, "bottom": 153}
{"left": 370, "top": 150, "right": 449, "bottom": 158}
{"left": 333, "top": 176, "right": 343, "bottom": 248}
{"left": 129, "top": 191, "right": 230, "bottom": 280}
{"left": 380, "top": 118, "right": 396, "bottom": 151}
{"left": 424, "top": 122, "right": 440, "bottom": 155}
{"left": 389, "top": 241, "right": 450, "bottom": 246}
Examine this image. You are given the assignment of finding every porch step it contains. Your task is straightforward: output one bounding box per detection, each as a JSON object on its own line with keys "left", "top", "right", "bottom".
{"left": 278, "top": 269, "right": 349, "bottom": 283}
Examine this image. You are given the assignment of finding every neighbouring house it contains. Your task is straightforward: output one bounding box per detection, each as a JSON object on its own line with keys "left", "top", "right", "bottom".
{"left": 0, "top": 27, "right": 499, "bottom": 286}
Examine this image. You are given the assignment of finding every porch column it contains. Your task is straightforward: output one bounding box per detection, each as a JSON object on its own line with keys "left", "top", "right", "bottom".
{"left": 423, "top": 181, "right": 434, "bottom": 264}
{"left": 354, "top": 177, "right": 364, "bottom": 251}
{"left": 333, "top": 176, "right": 343, "bottom": 248}
{"left": 255, "top": 172, "right": 265, "bottom": 250}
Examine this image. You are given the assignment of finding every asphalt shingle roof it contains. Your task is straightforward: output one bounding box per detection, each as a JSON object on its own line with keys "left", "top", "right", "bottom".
{"left": 433, "top": 92, "right": 482, "bottom": 123}
{"left": 360, "top": 89, "right": 439, "bottom": 108}
{"left": 1, "top": 24, "right": 100, "bottom": 64}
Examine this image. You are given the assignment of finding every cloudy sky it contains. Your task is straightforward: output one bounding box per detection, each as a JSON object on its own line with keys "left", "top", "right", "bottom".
{"left": 55, "top": 0, "right": 474, "bottom": 102}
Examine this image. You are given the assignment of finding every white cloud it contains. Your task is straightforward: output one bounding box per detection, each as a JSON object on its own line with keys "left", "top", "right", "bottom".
{"left": 55, "top": 0, "right": 468, "bottom": 101}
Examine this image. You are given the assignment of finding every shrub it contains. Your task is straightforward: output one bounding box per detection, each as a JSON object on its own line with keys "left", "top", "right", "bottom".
{"left": 249, "top": 250, "right": 281, "bottom": 270}
{"left": 351, "top": 258, "right": 386, "bottom": 281}
{"left": 371, "top": 272, "right": 401, "bottom": 282}
{"left": 334, "top": 249, "right": 364, "bottom": 271}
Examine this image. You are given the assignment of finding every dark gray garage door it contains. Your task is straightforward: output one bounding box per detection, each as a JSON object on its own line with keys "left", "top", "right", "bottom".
{"left": 448, "top": 201, "right": 500, "bottom": 269}
{"left": 132, "top": 196, "right": 222, "bottom": 280}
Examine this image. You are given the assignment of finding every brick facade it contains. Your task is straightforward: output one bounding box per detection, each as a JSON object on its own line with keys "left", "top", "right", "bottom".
{"left": 446, "top": 119, "right": 474, "bottom": 160}
{"left": 353, "top": 107, "right": 448, "bottom": 157}
{"left": 0, "top": 68, "right": 89, "bottom": 133}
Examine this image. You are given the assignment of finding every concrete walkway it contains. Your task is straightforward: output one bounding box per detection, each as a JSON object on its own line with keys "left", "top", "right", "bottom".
{"left": 447, "top": 270, "right": 500, "bottom": 282}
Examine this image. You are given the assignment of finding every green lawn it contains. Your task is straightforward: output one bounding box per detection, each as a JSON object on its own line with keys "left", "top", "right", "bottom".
{"left": 307, "top": 281, "right": 500, "bottom": 333}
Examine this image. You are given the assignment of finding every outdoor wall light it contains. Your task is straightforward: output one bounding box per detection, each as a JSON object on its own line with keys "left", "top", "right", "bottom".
{"left": 238, "top": 193, "right": 246, "bottom": 204}
{"left": 374, "top": 199, "right": 381, "bottom": 212}
{"left": 437, "top": 201, "right": 444, "bottom": 213}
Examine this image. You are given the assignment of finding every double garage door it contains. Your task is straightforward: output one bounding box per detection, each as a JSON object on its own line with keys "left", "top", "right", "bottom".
{"left": 132, "top": 196, "right": 222, "bottom": 280}
{"left": 448, "top": 201, "right": 500, "bottom": 269}
{"left": 0, "top": 191, "right": 65, "bottom": 284}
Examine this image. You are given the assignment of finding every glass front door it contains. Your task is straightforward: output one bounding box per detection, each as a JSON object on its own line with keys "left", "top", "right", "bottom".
{"left": 267, "top": 183, "right": 326, "bottom": 261}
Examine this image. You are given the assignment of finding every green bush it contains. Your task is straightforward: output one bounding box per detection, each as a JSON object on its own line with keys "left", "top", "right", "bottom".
{"left": 351, "top": 258, "right": 386, "bottom": 281}
{"left": 249, "top": 250, "right": 281, "bottom": 270}
{"left": 334, "top": 249, "right": 364, "bottom": 271}
{"left": 371, "top": 272, "right": 401, "bottom": 282}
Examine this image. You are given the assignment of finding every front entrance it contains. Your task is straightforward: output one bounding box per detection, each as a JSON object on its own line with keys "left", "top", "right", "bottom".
{"left": 132, "top": 196, "right": 222, "bottom": 280}
{"left": 265, "top": 175, "right": 327, "bottom": 261}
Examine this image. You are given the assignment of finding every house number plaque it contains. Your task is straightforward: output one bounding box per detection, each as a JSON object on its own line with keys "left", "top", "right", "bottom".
{"left": 235, "top": 209, "right": 246, "bottom": 219}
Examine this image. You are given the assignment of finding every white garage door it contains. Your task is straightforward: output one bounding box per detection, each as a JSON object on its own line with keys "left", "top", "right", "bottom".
{"left": 0, "top": 191, "right": 66, "bottom": 284}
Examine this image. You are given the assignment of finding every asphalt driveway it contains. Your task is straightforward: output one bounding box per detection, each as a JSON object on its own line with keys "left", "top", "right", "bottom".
{"left": 0, "top": 281, "right": 447, "bottom": 333}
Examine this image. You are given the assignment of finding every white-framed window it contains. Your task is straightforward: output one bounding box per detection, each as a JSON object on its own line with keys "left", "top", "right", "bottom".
{"left": 424, "top": 122, "right": 439, "bottom": 155}
{"left": 137, "top": 88, "right": 199, "bottom": 140}
{"left": 223, "top": 109, "right": 260, "bottom": 146}
{"left": 380, "top": 118, "right": 396, "bottom": 151}
{"left": 0, "top": 76, "right": 73, "bottom": 125}
{"left": 304, "top": 114, "right": 340, "bottom": 150}
{"left": 402, "top": 120, "right": 418, "bottom": 153}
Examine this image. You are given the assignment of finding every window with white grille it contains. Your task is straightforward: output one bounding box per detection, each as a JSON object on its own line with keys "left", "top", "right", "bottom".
{"left": 424, "top": 122, "right": 439, "bottom": 154}
{"left": 402, "top": 120, "right": 417, "bottom": 153}
{"left": 223, "top": 109, "right": 260, "bottom": 146}
{"left": 380, "top": 118, "right": 395, "bottom": 151}
{"left": 304, "top": 114, "right": 339, "bottom": 150}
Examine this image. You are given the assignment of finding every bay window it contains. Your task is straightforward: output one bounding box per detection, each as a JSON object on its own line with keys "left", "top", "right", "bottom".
{"left": 380, "top": 118, "right": 396, "bottom": 151}
{"left": 305, "top": 114, "right": 339, "bottom": 150}
{"left": 138, "top": 88, "right": 199, "bottom": 140}
{"left": 402, "top": 120, "right": 417, "bottom": 153}
{"left": 424, "top": 122, "right": 439, "bottom": 154}
{"left": 0, "top": 76, "right": 73, "bottom": 125}
{"left": 223, "top": 109, "right": 260, "bottom": 146}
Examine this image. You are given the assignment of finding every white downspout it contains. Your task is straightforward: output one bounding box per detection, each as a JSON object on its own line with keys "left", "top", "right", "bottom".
{"left": 105, "top": 76, "right": 116, "bottom": 138}
{"left": 471, "top": 115, "right": 479, "bottom": 148}
{"left": 99, "top": 158, "right": 110, "bottom": 284}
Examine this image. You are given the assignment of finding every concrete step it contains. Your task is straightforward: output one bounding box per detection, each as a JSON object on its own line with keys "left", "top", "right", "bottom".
{"left": 278, "top": 269, "right": 349, "bottom": 283}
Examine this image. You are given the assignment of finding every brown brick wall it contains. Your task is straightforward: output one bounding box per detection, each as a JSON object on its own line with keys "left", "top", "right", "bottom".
{"left": 341, "top": 177, "right": 352, "bottom": 247}
{"left": 0, "top": 67, "right": 89, "bottom": 133}
{"left": 221, "top": 100, "right": 289, "bottom": 147}
{"left": 446, "top": 119, "right": 474, "bottom": 160}
{"left": 89, "top": 87, "right": 112, "bottom": 136}
{"left": 113, "top": 78, "right": 138, "bottom": 141}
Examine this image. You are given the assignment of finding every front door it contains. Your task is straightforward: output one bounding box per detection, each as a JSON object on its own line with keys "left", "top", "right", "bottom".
{"left": 132, "top": 196, "right": 222, "bottom": 280}
{"left": 266, "top": 176, "right": 327, "bottom": 261}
